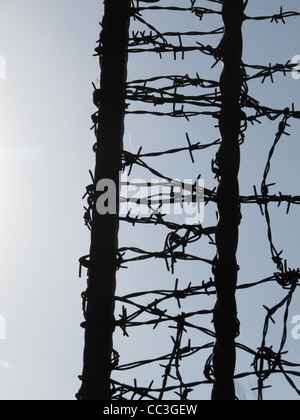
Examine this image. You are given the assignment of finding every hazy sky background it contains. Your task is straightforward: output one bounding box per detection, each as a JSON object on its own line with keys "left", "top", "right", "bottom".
{"left": 0, "top": 0, "right": 299, "bottom": 400}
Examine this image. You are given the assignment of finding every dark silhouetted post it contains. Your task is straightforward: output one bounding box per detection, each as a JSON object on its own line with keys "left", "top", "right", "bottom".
{"left": 212, "top": 0, "right": 245, "bottom": 400}
{"left": 77, "top": 0, "right": 130, "bottom": 400}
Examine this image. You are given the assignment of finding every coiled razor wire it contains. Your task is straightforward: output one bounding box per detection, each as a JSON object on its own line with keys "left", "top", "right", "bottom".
{"left": 79, "top": 0, "right": 300, "bottom": 400}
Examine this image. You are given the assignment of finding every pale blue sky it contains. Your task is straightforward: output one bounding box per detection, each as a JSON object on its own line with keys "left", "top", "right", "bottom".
{"left": 0, "top": 0, "right": 299, "bottom": 400}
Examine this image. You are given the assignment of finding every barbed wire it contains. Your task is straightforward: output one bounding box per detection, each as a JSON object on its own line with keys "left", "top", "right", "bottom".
{"left": 79, "top": 0, "right": 300, "bottom": 400}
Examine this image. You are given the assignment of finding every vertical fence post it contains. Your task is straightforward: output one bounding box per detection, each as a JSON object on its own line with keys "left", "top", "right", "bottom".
{"left": 212, "top": 0, "right": 245, "bottom": 401}
{"left": 77, "top": 0, "right": 130, "bottom": 400}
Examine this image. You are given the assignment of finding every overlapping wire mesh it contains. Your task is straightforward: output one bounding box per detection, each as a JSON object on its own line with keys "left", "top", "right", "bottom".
{"left": 81, "top": 0, "right": 300, "bottom": 400}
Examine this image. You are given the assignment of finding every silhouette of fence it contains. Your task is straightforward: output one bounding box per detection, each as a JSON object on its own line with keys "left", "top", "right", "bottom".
{"left": 78, "top": 0, "right": 300, "bottom": 400}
